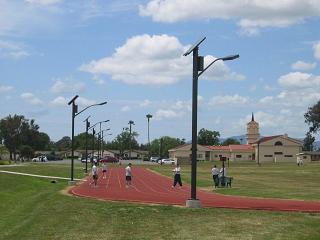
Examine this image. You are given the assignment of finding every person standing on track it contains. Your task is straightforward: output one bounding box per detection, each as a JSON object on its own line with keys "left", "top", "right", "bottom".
{"left": 102, "top": 162, "right": 107, "bottom": 179}
{"left": 172, "top": 163, "right": 182, "bottom": 188}
{"left": 125, "top": 163, "right": 132, "bottom": 188}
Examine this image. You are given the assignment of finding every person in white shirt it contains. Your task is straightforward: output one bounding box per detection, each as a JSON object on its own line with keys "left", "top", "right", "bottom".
{"left": 125, "top": 163, "right": 132, "bottom": 188}
{"left": 172, "top": 164, "right": 182, "bottom": 188}
{"left": 101, "top": 162, "right": 108, "bottom": 179}
{"left": 91, "top": 163, "right": 98, "bottom": 187}
{"left": 211, "top": 165, "right": 220, "bottom": 188}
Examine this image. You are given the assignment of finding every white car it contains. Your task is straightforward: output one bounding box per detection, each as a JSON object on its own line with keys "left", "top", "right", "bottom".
{"left": 150, "top": 156, "right": 160, "bottom": 162}
{"left": 159, "top": 158, "right": 175, "bottom": 165}
{"left": 32, "top": 156, "right": 47, "bottom": 162}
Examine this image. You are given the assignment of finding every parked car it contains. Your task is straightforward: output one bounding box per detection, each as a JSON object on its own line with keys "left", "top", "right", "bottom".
{"left": 32, "top": 156, "right": 48, "bottom": 162}
{"left": 150, "top": 156, "right": 160, "bottom": 162}
{"left": 81, "top": 158, "right": 92, "bottom": 163}
{"left": 100, "top": 156, "right": 119, "bottom": 163}
{"left": 159, "top": 158, "right": 175, "bottom": 165}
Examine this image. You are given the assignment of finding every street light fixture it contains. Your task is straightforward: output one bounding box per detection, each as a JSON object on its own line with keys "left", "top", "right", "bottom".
{"left": 146, "top": 114, "right": 153, "bottom": 159}
{"left": 88, "top": 119, "right": 110, "bottom": 160}
{"left": 183, "top": 37, "right": 239, "bottom": 208}
{"left": 83, "top": 115, "right": 91, "bottom": 174}
{"left": 68, "top": 95, "right": 107, "bottom": 184}
{"left": 128, "top": 120, "right": 135, "bottom": 160}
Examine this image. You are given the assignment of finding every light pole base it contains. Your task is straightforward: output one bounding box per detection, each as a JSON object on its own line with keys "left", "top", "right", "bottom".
{"left": 68, "top": 180, "right": 77, "bottom": 186}
{"left": 186, "top": 199, "right": 202, "bottom": 208}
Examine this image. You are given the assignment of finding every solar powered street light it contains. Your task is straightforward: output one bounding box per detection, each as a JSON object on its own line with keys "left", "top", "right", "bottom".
{"left": 184, "top": 37, "right": 239, "bottom": 208}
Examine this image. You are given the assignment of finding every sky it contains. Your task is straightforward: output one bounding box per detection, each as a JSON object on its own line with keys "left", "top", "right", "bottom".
{"left": 0, "top": 0, "right": 320, "bottom": 143}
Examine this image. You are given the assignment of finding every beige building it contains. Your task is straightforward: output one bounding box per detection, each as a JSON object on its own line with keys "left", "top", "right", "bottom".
{"left": 252, "top": 134, "right": 303, "bottom": 163}
{"left": 296, "top": 152, "right": 320, "bottom": 163}
{"left": 168, "top": 144, "right": 211, "bottom": 164}
{"left": 168, "top": 113, "right": 303, "bottom": 164}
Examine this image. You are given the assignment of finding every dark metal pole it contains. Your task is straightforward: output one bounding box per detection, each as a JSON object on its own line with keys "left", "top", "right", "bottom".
{"left": 129, "top": 123, "right": 132, "bottom": 160}
{"left": 85, "top": 119, "right": 90, "bottom": 173}
{"left": 191, "top": 47, "right": 199, "bottom": 200}
{"left": 92, "top": 128, "right": 95, "bottom": 167}
{"left": 71, "top": 102, "right": 75, "bottom": 181}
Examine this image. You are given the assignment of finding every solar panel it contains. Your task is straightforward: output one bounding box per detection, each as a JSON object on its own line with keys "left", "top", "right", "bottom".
{"left": 183, "top": 36, "right": 206, "bottom": 56}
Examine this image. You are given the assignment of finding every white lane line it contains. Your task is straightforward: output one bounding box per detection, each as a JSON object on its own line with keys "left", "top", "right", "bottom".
{"left": 0, "top": 170, "right": 82, "bottom": 181}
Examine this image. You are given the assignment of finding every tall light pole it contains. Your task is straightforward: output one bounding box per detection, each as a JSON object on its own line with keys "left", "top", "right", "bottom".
{"left": 67, "top": 95, "right": 107, "bottom": 184}
{"left": 88, "top": 120, "right": 110, "bottom": 161}
{"left": 83, "top": 115, "right": 90, "bottom": 174}
{"left": 128, "top": 120, "right": 135, "bottom": 160}
{"left": 146, "top": 114, "right": 152, "bottom": 159}
{"left": 183, "top": 37, "right": 239, "bottom": 207}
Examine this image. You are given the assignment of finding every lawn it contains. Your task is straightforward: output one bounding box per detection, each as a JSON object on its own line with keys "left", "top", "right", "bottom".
{"left": 0, "top": 162, "right": 320, "bottom": 240}
{"left": 149, "top": 161, "right": 320, "bottom": 201}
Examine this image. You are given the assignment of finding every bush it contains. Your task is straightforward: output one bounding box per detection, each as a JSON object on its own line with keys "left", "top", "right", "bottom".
{"left": 0, "top": 160, "right": 10, "bottom": 165}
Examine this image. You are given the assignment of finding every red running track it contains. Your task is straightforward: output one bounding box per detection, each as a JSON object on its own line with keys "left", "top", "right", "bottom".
{"left": 70, "top": 166, "right": 320, "bottom": 213}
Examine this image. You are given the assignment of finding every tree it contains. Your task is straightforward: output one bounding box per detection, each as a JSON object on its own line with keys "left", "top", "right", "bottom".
{"left": 303, "top": 132, "right": 315, "bottom": 151}
{"left": 74, "top": 132, "right": 100, "bottom": 150}
{"left": 54, "top": 136, "right": 72, "bottom": 151}
{"left": 222, "top": 138, "right": 240, "bottom": 146}
{"left": 19, "top": 145, "right": 34, "bottom": 161}
{"left": 197, "top": 128, "right": 220, "bottom": 146}
{"left": 150, "top": 136, "right": 184, "bottom": 157}
{"left": 0, "top": 115, "right": 28, "bottom": 161}
{"left": 305, "top": 100, "right": 320, "bottom": 134}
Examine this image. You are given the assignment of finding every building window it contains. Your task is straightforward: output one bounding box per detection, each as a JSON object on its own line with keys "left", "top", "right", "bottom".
{"left": 214, "top": 155, "right": 218, "bottom": 158}
{"left": 197, "top": 154, "right": 203, "bottom": 158}
{"left": 264, "top": 155, "right": 273, "bottom": 157}
{"left": 284, "top": 155, "right": 293, "bottom": 157}
{"left": 274, "top": 141, "right": 283, "bottom": 146}
{"left": 303, "top": 156, "right": 307, "bottom": 159}
{"left": 236, "top": 155, "right": 242, "bottom": 158}
{"left": 274, "top": 152, "right": 283, "bottom": 155}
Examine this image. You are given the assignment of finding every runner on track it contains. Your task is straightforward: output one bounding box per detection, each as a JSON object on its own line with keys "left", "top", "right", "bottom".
{"left": 91, "top": 163, "right": 98, "bottom": 187}
{"left": 102, "top": 162, "right": 107, "bottom": 179}
{"left": 125, "top": 163, "right": 132, "bottom": 188}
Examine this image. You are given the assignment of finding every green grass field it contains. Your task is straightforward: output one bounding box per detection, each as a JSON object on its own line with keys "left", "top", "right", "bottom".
{"left": 1, "top": 162, "right": 320, "bottom": 240}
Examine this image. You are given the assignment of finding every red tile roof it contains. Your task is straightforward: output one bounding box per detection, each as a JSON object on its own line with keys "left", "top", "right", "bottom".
{"left": 208, "top": 146, "right": 230, "bottom": 151}
{"left": 253, "top": 135, "right": 282, "bottom": 144}
{"left": 229, "top": 144, "right": 253, "bottom": 151}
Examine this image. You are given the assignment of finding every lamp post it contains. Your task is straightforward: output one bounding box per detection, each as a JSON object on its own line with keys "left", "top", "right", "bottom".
{"left": 88, "top": 120, "right": 110, "bottom": 161}
{"left": 183, "top": 37, "right": 239, "bottom": 208}
{"left": 67, "top": 95, "right": 107, "bottom": 184}
{"left": 128, "top": 120, "right": 135, "bottom": 160}
{"left": 83, "top": 115, "right": 90, "bottom": 174}
{"left": 146, "top": 114, "right": 152, "bottom": 159}
{"left": 99, "top": 128, "right": 110, "bottom": 157}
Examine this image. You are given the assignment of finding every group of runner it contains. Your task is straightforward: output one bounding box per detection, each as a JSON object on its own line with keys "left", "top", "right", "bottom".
{"left": 90, "top": 162, "right": 183, "bottom": 189}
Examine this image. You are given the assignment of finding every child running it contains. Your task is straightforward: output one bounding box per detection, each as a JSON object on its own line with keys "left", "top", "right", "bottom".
{"left": 102, "top": 162, "right": 108, "bottom": 179}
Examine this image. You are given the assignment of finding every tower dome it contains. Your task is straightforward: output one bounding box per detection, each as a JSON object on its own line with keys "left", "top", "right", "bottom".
{"left": 246, "top": 113, "right": 260, "bottom": 144}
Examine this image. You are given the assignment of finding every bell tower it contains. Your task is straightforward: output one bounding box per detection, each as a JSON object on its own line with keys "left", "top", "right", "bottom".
{"left": 246, "top": 113, "right": 260, "bottom": 144}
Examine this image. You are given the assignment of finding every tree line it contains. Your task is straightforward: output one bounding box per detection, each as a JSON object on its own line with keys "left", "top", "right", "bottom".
{"left": 3, "top": 101, "right": 319, "bottom": 162}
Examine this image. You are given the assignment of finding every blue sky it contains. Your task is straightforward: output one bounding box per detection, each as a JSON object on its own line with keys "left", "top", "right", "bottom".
{"left": 1, "top": 0, "right": 320, "bottom": 143}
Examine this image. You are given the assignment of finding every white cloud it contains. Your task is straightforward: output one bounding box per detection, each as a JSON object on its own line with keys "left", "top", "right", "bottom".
{"left": 21, "top": 92, "right": 43, "bottom": 105}
{"left": 314, "top": 42, "right": 320, "bottom": 60}
{"left": 259, "top": 96, "right": 274, "bottom": 104}
{"left": 208, "top": 94, "right": 249, "bottom": 106}
{"left": 25, "top": 0, "right": 62, "bottom": 5}
{"left": 278, "top": 72, "right": 320, "bottom": 89}
{"left": 50, "top": 96, "right": 67, "bottom": 107}
{"left": 76, "top": 97, "right": 96, "bottom": 107}
{"left": 264, "top": 84, "right": 277, "bottom": 91}
{"left": 0, "top": 40, "right": 30, "bottom": 59}
{"left": 121, "top": 106, "right": 131, "bottom": 112}
{"left": 79, "top": 34, "right": 244, "bottom": 85}
{"left": 140, "top": 99, "right": 151, "bottom": 107}
{"left": 51, "top": 79, "right": 86, "bottom": 94}
{"left": 140, "top": 0, "right": 320, "bottom": 35}
{"left": 291, "top": 60, "right": 316, "bottom": 71}
{"left": 154, "top": 109, "right": 183, "bottom": 120}
{"left": 0, "top": 85, "right": 14, "bottom": 93}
